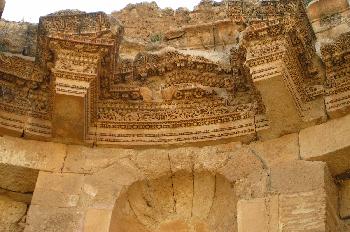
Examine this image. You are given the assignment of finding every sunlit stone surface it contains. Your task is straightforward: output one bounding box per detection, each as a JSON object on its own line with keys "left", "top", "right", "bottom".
{"left": 0, "top": 0, "right": 350, "bottom": 231}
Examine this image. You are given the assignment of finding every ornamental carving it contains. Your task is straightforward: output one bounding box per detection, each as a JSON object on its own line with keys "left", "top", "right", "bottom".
{"left": 0, "top": 0, "right": 349, "bottom": 145}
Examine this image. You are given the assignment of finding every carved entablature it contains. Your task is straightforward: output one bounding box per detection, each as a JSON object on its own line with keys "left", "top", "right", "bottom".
{"left": 0, "top": 1, "right": 349, "bottom": 145}
{"left": 0, "top": 53, "right": 52, "bottom": 137}
{"left": 321, "top": 32, "right": 350, "bottom": 117}
{"left": 92, "top": 49, "right": 262, "bottom": 145}
{"left": 235, "top": 0, "right": 326, "bottom": 124}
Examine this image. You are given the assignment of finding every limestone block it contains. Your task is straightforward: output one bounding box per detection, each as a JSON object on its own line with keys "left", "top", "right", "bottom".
{"left": 169, "top": 147, "right": 194, "bottom": 172}
{"left": 82, "top": 158, "right": 143, "bottom": 209}
{"left": 109, "top": 190, "right": 150, "bottom": 232}
{"left": 270, "top": 160, "right": 326, "bottom": 194}
{"left": 0, "top": 136, "right": 66, "bottom": 172}
{"left": 279, "top": 191, "right": 326, "bottom": 231}
{"left": 84, "top": 209, "right": 112, "bottom": 232}
{"left": 172, "top": 171, "right": 194, "bottom": 219}
{"left": 207, "top": 175, "right": 237, "bottom": 232}
{"left": 218, "top": 147, "right": 265, "bottom": 182}
{"left": 307, "top": 0, "right": 349, "bottom": 21}
{"left": 130, "top": 149, "right": 171, "bottom": 179}
{"left": 25, "top": 205, "right": 84, "bottom": 232}
{"left": 194, "top": 142, "right": 242, "bottom": 173}
{"left": 235, "top": 169, "right": 269, "bottom": 200}
{"left": 0, "top": 196, "right": 27, "bottom": 232}
{"left": 300, "top": 114, "right": 350, "bottom": 175}
{"left": 64, "top": 145, "right": 129, "bottom": 174}
{"left": 340, "top": 180, "right": 350, "bottom": 219}
{"left": 127, "top": 175, "right": 175, "bottom": 229}
{"left": 191, "top": 172, "right": 216, "bottom": 221}
{"left": 52, "top": 94, "right": 85, "bottom": 144}
{"left": 0, "top": 164, "right": 38, "bottom": 193}
{"left": 32, "top": 172, "right": 84, "bottom": 208}
{"left": 249, "top": 133, "right": 300, "bottom": 168}
{"left": 237, "top": 197, "right": 278, "bottom": 232}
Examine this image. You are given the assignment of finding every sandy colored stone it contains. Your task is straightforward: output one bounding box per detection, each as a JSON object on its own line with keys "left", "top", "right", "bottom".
{"left": 207, "top": 174, "right": 237, "bottom": 232}
{"left": 250, "top": 133, "right": 300, "bottom": 168}
{"left": 109, "top": 190, "right": 150, "bottom": 232}
{"left": 340, "top": 180, "right": 350, "bottom": 219}
{"left": 191, "top": 171, "right": 216, "bottom": 220}
{"left": 64, "top": 145, "right": 129, "bottom": 174}
{"left": 237, "top": 198, "right": 270, "bottom": 232}
{"left": 299, "top": 114, "right": 350, "bottom": 175}
{"left": 0, "top": 195, "right": 27, "bottom": 232}
{"left": 270, "top": 160, "right": 326, "bottom": 194}
{"left": 32, "top": 172, "right": 84, "bottom": 208}
{"left": 218, "top": 147, "right": 265, "bottom": 182}
{"left": 169, "top": 148, "right": 194, "bottom": 173}
{"left": 25, "top": 205, "right": 84, "bottom": 232}
{"left": 279, "top": 191, "right": 326, "bottom": 231}
{"left": 130, "top": 149, "right": 171, "bottom": 179}
{"left": 82, "top": 158, "right": 143, "bottom": 209}
{"left": 0, "top": 164, "right": 38, "bottom": 193}
{"left": 194, "top": 142, "right": 242, "bottom": 173}
{"left": 84, "top": 209, "right": 112, "bottom": 232}
{"left": 235, "top": 169, "right": 269, "bottom": 200}
{"left": 0, "top": 136, "right": 66, "bottom": 172}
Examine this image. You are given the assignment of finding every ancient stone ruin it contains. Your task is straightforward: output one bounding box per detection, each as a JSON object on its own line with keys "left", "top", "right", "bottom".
{"left": 0, "top": 0, "right": 350, "bottom": 231}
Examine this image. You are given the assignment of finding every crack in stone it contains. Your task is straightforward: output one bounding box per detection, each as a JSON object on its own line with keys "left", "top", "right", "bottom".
{"left": 206, "top": 174, "right": 217, "bottom": 221}
{"left": 60, "top": 145, "right": 68, "bottom": 173}
{"left": 167, "top": 154, "right": 177, "bottom": 214}
{"left": 126, "top": 191, "right": 156, "bottom": 230}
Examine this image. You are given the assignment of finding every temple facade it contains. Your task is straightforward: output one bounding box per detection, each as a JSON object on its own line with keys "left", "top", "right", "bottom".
{"left": 0, "top": 0, "right": 350, "bottom": 231}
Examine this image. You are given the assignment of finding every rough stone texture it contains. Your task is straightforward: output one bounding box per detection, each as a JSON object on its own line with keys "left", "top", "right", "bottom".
{"left": 250, "top": 133, "right": 300, "bottom": 167}
{"left": 32, "top": 172, "right": 84, "bottom": 208}
{"left": 0, "top": 136, "right": 66, "bottom": 172}
{"left": 0, "top": 195, "right": 27, "bottom": 232}
{"left": 0, "top": 164, "right": 38, "bottom": 193}
{"left": 0, "top": 0, "right": 349, "bottom": 231}
{"left": 0, "top": 21, "right": 37, "bottom": 56}
{"left": 340, "top": 180, "right": 350, "bottom": 219}
{"left": 84, "top": 209, "right": 112, "bottom": 232}
{"left": 300, "top": 113, "right": 350, "bottom": 175}
{"left": 25, "top": 205, "right": 84, "bottom": 232}
{"left": 270, "top": 160, "right": 326, "bottom": 194}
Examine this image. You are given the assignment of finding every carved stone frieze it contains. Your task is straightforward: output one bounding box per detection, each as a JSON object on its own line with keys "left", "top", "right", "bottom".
{"left": 321, "top": 32, "right": 350, "bottom": 117}
{"left": 0, "top": 0, "right": 348, "bottom": 145}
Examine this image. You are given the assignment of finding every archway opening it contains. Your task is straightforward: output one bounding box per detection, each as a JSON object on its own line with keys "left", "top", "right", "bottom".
{"left": 109, "top": 171, "right": 238, "bottom": 232}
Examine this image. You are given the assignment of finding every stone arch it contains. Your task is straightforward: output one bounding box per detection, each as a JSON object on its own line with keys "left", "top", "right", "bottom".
{"left": 109, "top": 171, "right": 237, "bottom": 232}
{"left": 80, "top": 144, "right": 266, "bottom": 232}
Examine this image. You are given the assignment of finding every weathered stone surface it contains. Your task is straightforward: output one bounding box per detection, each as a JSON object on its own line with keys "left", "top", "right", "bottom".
{"left": 0, "top": 195, "right": 27, "bottom": 232}
{"left": 0, "top": 164, "right": 38, "bottom": 193}
{"left": 218, "top": 147, "right": 265, "bottom": 182}
{"left": 250, "top": 133, "right": 300, "bottom": 167}
{"left": 0, "top": 0, "right": 349, "bottom": 232}
{"left": 237, "top": 197, "right": 278, "bottom": 232}
{"left": 64, "top": 145, "right": 129, "bottom": 174}
{"left": 84, "top": 209, "right": 112, "bottom": 232}
{"left": 25, "top": 205, "right": 84, "bottom": 232}
{"left": 32, "top": 172, "right": 84, "bottom": 208}
{"left": 300, "top": 114, "right": 350, "bottom": 175}
{"left": 0, "top": 136, "right": 66, "bottom": 172}
{"left": 270, "top": 161, "right": 326, "bottom": 194}
{"left": 130, "top": 149, "right": 171, "bottom": 179}
{"left": 279, "top": 191, "right": 326, "bottom": 231}
{"left": 0, "top": 20, "right": 37, "bottom": 56}
{"left": 340, "top": 180, "right": 350, "bottom": 219}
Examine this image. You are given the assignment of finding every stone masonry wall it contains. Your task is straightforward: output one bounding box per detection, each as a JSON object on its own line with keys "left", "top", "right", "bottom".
{"left": 0, "top": 111, "right": 350, "bottom": 231}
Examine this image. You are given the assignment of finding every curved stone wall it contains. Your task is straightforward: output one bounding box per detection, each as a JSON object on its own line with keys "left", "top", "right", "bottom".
{"left": 0, "top": 111, "right": 349, "bottom": 231}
